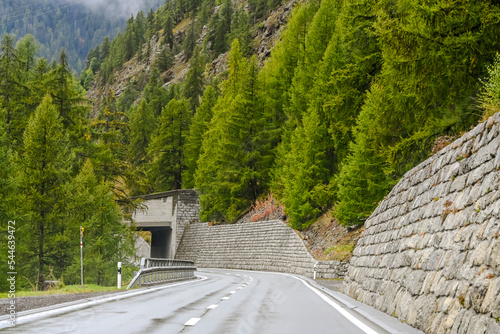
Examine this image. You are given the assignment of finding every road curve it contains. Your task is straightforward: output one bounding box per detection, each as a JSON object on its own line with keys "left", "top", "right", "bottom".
{"left": 1, "top": 269, "right": 415, "bottom": 334}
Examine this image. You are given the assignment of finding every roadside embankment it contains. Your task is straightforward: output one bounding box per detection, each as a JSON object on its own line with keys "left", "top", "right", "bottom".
{"left": 343, "top": 113, "right": 500, "bottom": 334}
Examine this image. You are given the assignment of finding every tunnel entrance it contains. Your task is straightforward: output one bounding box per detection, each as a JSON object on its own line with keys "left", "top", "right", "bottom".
{"left": 139, "top": 226, "right": 172, "bottom": 258}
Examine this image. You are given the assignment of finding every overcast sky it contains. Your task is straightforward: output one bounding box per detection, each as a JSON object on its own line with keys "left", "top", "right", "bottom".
{"left": 79, "top": 0, "right": 157, "bottom": 17}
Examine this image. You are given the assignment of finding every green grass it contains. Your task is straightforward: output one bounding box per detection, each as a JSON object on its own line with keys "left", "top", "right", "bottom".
{"left": 0, "top": 284, "right": 123, "bottom": 299}
{"left": 324, "top": 243, "right": 355, "bottom": 261}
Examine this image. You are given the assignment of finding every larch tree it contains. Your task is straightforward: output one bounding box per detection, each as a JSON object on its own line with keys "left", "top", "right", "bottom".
{"left": 195, "top": 40, "right": 267, "bottom": 222}
{"left": 182, "top": 85, "right": 218, "bottom": 189}
{"left": 148, "top": 99, "right": 192, "bottom": 191}
{"left": 64, "top": 159, "right": 134, "bottom": 285}
{"left": 18, "top": 95, "right": 70, "bottom": 288}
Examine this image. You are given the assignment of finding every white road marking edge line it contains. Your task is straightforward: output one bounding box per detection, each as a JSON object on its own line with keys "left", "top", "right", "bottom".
{"left": 0, "top": 276, "right": 208, "bottom": 328}
{"left": 184, "top": 317, "right": 201, "bottom": 326}
{"left": 290, "top": 275, "right": 379, "bottom": 334}
{"left": 206, "top": 269, "right": 379, "bottom": 334}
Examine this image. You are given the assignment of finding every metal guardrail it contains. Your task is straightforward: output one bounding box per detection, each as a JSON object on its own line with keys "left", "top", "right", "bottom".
{"left": 127, "top": 258, "right": 197, "bottom": 290}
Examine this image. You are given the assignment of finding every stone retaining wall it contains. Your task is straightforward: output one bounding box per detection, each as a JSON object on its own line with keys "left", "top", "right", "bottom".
{"left": 343, "top": 114, "right": 500, "bottom": 334}
{"left": 316, "top": 260, "right": 348, "bottom": 279}
{"left": 175, "top": 190, "right": 201, "bottom": 253}
{"left": 175, "top": 220, "right": 348, "bottom": 279}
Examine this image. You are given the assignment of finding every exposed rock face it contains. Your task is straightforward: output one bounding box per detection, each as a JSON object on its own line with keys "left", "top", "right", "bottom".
{"left": 86, "top": 33, "right": 162, "bottom": 116}
{"left": 86, "top": 1, "right": 298, "bottom": 115}
{"left": 343, "top": 113, "right": 500, "bottom": 334}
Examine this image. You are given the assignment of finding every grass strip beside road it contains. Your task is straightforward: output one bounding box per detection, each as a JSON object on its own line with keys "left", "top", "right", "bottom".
{"left": 0, "top": 284, "right": 123, "bottom": 298}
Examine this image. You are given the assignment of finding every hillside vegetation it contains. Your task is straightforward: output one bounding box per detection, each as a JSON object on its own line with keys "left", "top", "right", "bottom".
{"left": 2, "top": 0, "right": 500, "bottom": 290}
{"left": 82, "top": 0, "right": 500, "bottom": 228}
{"left": 0, "top": 0, "right": 164, "bottom": 72}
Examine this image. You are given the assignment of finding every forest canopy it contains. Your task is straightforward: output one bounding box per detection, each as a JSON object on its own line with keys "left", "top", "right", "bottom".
{"left": 2, "top": 0, "right": 500, "bottom": 290}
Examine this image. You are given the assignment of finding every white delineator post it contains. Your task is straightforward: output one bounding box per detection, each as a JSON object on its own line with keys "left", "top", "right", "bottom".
{"left": 117, "top": 262, "right": 122, "bottom": 289}
{"left": 80, "top": 226, "right": 84, "bottom": 286}
{"left": 314, "top": 261, "right": 318, "bottom": 280}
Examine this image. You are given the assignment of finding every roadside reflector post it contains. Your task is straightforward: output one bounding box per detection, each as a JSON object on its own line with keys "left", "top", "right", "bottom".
{"left": 314, "top": 261, "right": 318, "bottom": 280}
{"left": 117, "top": 262, "right": 122, "bottom": 289}
{"left": 80, "top": 226, "right": 84, "bottom": 286}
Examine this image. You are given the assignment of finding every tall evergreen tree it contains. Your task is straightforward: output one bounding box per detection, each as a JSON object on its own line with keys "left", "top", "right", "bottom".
{"left": 195, "top": 40, "right": 267, "bottom": 221}
{"left": 335, "top": 0, "right": 500, "bottom": 225}
{"left": 183, "top": 85, "right": 218, "bottom": 188}
{"left": 156, "top": 46, "right": 175, "bottom": 72}
{"left": 183, "top": 20, "right": 198, "bottom": 60}
{"left": 129, "top": 99, "right": 156, "bottom": 167}
{"left": 92, "top": 90, "right": 129, "bottom": 197}
{"left": 163, "top": 13, "right": 175, "bottom": 49}
{"left": 18, "top": 95, "right": 69, "bottom": 288}
{"left": 0, "top": 33, "right": 24, "bottom": 147}
{"left": 282, "top": 110, "right": 335, "bottom": 229}
{"left": 182, "top": 46, "right": 206, "bottom": 111}
{"left": 65, "top": 160, "right": 134, "bottom": 285}
{"left": 0, "top": 114, "right": 15, "bottom": 291}
{"left": 148, "top": 99, "right": 191, "bottom": 191}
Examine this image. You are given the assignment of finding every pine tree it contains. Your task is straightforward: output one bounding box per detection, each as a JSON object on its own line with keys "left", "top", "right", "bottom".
{"left": 335, "top": 84, "right": 394, "bottom": 226}
{"left": 229, "top": 10, "right": 252, "bottom": 56}
{"left": 143, "top": 68, "right": 170, "bottom": 117}
{"left": 124, "top": 15, "right": 137, "bottom": 60}
{"left": 45, "top": 50, "right": 87, "bottom": 132}
{"left": 163, "top": 13, "right": 175, "bottom": 49}
{"left": 0, "top": 113, "right": 15, "bottom": 291}
{"left": 183, "top": 85, "right": 218, "bottom": 188}
{"left": 0, "top": 33, "right": 24, "bottom": 147}
{"left": 18, "top": 95, "right": 69, "bottom": 288}
{"left": 259, "top": 2, "right": 320, "bottom": 196}
{"left": 101, "top": 37, "right": 111, "bottom": 60}
{"left": 282, "top": 110, "right": 335, "bottom": 230}
{"left": 156, "top": 46, "right": 174, "bottom": 72}
{"left": 92, "top": 89, "right": 129, "bottom": 197}
{"left": 16, "top": 34, "right": 39, "bottom": 75}
{"left": 183, "top": 19, "right": 198, "bottom": 60}
{"left": 195, "top": 40, "right": 267, "bottom": 221}
{"left": 198, "top": 0, "right": 214, "bottom": 26}
{"left": 287, "top": 0, "right": 341, "bottom": 124}
{"left": 182, "top": 46, "right": 205, "bottom": 111}
{"left": 0, "top": 114, "right": 14, "bottom": 223}
{"left": 312, "top": 0, "right": 381, "bottom": 166}
{"left": 209, "top": 0, "right": 233, "bottom": 55}
{"left": 64, "top": 160, "right": 134, "bottom": 285}
{"left": 129, "top": 99, "right": 156, "bottom": 167}
{"left": 148, "top": 99, "right": 191, "bottom": 191}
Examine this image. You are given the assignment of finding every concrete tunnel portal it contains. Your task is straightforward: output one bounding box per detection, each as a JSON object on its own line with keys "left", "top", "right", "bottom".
{"left": 127, "top": 190, "right": 200, "bottom": 259}
{"left": 138, "top": 226, "right": 172, "bottom": 258}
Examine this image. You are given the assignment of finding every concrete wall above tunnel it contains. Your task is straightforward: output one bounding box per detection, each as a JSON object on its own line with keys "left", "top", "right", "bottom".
{"left": 127, "top": 189, "right": 201, "bottom": 259}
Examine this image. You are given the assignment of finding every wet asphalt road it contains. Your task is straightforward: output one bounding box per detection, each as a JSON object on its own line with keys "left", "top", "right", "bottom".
{"left": 2, "top": 269, "right": 377, "bottom": 334}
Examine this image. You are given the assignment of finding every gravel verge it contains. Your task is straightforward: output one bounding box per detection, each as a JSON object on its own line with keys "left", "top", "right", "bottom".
{"left": 0, "top": 290, "right": 122, "bottom": 315}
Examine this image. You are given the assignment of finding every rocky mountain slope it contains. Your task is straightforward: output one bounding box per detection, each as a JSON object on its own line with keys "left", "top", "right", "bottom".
{"left": 86, "top": 0, "right": 297, "bottom": 114}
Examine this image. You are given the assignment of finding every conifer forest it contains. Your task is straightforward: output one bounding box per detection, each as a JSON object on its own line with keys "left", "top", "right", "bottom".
{"left": 1, "top": 0, "right": 500, "bottom": 290}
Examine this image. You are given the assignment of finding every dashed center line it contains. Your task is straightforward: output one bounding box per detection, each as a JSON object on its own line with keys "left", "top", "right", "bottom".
{"left": 183, "top": 273, "right": 253, "bottom": 328}
{"left": 184, "top": 318, "right": 201, "bottom": 326}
